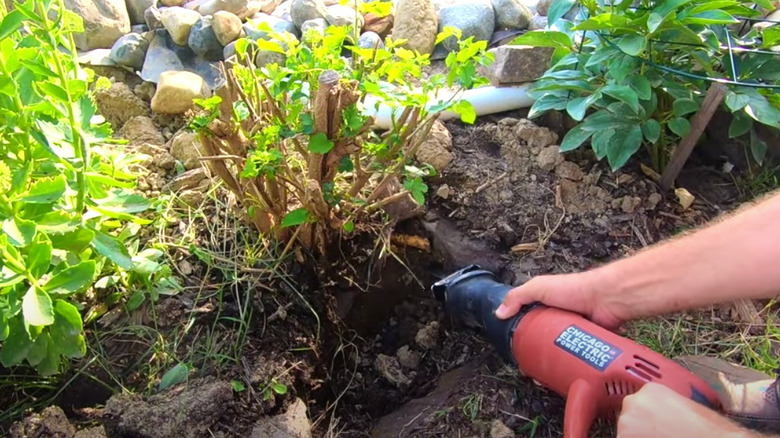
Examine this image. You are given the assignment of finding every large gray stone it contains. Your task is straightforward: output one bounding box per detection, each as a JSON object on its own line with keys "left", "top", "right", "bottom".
{"left": 300, "top": 17, "right": 328, "bottom": 35}
{"left": 325, "top": 4, "right": 363, "bottom": 27}
{"left": 244, "top": 13, "right": 300, "bottom": 39}
{"left": 391, "top": 0, "right": 437, "bottom": 54}
{"left": 200, "top": 0, "right": 252, "bottom": 16}
{"left": 290, "top": 0, "right": 328, "bottom": 28}
{"left": 491, "top": 0, "right": 533, "bottom": 30}
{"left": 144, "top": 5, "right": 164, "bottom": 29}
{"left": 189, "top": 16, "right": 224, "bottom": 61}
{"left": 161, "top": 6, "right": 201, "bottom": 46}
{"left": 109, "top": 32, "right": 151, "bottom": 70}
{"left": 528, "top": 14, "right": 546, "bottom": 30}
{"left": 437, "top": 0, "right": 495, "bottom": 52}
{"left": 65, "top": 0, "right": 131, "bottom": 50}
{"left": 141, "top": 30, "right": 223, "bottom": 89}
{"left": 357, "top": 31, "right": 383, "bottom": 49}
{"left": 126, "top": 0, "right": 155, "bottom": 24}
{"left": 151, "top": 70, "right": 211, "bottom": 114}
{"left": 481, "top": 44, "right": 554, "bottom": 85}
{"left": 212, "top": 11, "right": 243, "bottom": 45}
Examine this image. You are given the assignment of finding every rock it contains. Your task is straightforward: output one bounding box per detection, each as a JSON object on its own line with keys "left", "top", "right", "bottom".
{"left": 119, "top": 116, "right": 165, "bottom": 145}
{"left": 212, "top": 11, "right": 243, "bottom": 45}
{"left": 491, "top": 0, "right": 533, "bottom": 30}
{"left": 490, "top": 419, "right": 514, "bottom": 438}
{"left": 482, "top": 45, "right": 554, "bottom": 85}
{"left": 131, "top": 23, "right": 150, "bottom": 32}
{"left": 9, "top": 406, "right": 76, "bottom": 438}
{"left": 290, "top": 0, "right": 328, "bottom": 28}
{"left": 437, "top": 0, "right": 494, "bottom": 52}
{"left": 646, "top": 192, "right": 662, "bottom": 210}
{"left": 256, "top": 48, "right": 287, "bottom": 67}
{"left": 65, "top": 0, "right": 131, "bottom": 50}
{"left": 167, "top": 168, "right": 209, "bottom": 192}
{"left": 392, "top": 0, "right": 437, "bottom": 54}
{"left": 141, "top": 30, "right": 223, "bottom": 88}
{"left": 620, "top": 196, "right": 641, "bottom": 214}
{"left": 126, "top": 0, "right": 155, "bottom": 24}
{"left": 300, "top": 17, "right": 328, "bottom": 35}
{"left": 325, "top": 4, "right": 363, "bottom": 27}
{"left": 109, "top": 32, "right": 150, "bottom": 70}
{"left": 555, "top": 161, "right": 583, "bottom": 181}
{"left": 245, "top": 13, "right": 301, "bottom": 39}
{"left": 357, "top": 31, "right": 384, "bottom": 49}
{"left": 435, "top": 184, "right": 451, "bottom": 199}
{"left": 516, "top": 119, "right": 558, "bottom": 149}
{"left": 189, "top": 16, "right": 224, "bottom": 61}
{"left": 170, "top": 130, "right": 208, "bottom": 169}
{"left": 260, "top": 0, "right": 283, "bottom": 13}
{"left": 178, "top": 190, "right": 206, "bottom": 207}
{"left": 396, "top": 345, "right": 420, "bottom": 370}
{"left": 536, "top": 0, "right": 551, "bottom": 15}
{"left": 74, "top": 426, "right": 108, "bottom": 438}
{"left": 415, "top": 321, "right": 439, "bottom": 350}
{"left": 162, "top": 0, "right": 187, "bottom": 5}
{"left": 415, "top": 121, "right": 453, "bottom": 172}
{"left": 223, "top": 40, "right": 238, "bottom": 59}
{"left": 363, "top": 12, "right": 394, "bottom": 37}
{"left": 250, "top": 398, "right": 312, "bottom": 438}
{"left": 103, "top": 379, "right": 233, "bottom": 438}
{"left": 528, "top": 14, "right": 547, "bottom": 30}
{"left": 151, "top": 70, "right": 211, "bottom": 114}
{"left": 536, "top": 145, "right": 563, "bottom": 171}
{"left": 200, "top": 0, "right": 250, "bottom": 15}
{"left": 138, "top": 143, "right": 176, "bottom": 170}
{"left": 374, "top": 354, "right": 412, "bottom": 388}
{"left": 161, "top": 7, "right": 202, "bottom": 46}
{"left": 144, "top": 5, "right": 164, "bottom": 29}
{"left": 675, "top": 187, "right": 695, "bottom": 210}
{"left": 95, "top": 82, "right": 149, "bottom": 128}
{"left": 134, "top": 81, "right": 157, "bottom": 102}
{"left": 272, "top": 0, "right": 292, "bottom": 18}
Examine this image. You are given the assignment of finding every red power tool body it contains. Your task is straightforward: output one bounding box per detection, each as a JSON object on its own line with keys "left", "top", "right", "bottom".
{"left": 432, "top": 265, "right": 722, "bottom": 438}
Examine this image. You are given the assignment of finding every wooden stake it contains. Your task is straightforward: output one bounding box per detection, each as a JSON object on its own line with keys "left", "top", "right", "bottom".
{"left": 659, "top": 83, "right": 727, "bottom": 193}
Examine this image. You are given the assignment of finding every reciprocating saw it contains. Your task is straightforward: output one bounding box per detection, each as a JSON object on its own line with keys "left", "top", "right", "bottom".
{"left": 432, "top": 265, "right": 722, "bottom": 438}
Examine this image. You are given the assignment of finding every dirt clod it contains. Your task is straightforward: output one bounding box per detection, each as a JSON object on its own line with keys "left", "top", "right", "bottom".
{"left": 489, "top": 419, "right": 514, "bottom": 438}
{"left": 74, "top": 427, "right": 107, "bottom": 438}
{"left": 102, "top": 378, "right": 233, "bottom": 438}
{"left": 620, "top": 195, "right": 642, "bottom": 214}
{"left": 374, "top": 354, "right": 411, "bottom": 388}
{"left": 396, "top": 345, "right": 420, "bottom": 370}
{"left": 10, "top": 406, "right": 75, "bottom": 438}
{"left": 119, "top": 116, "right": 165, "bottom": 146}
{"left": 415, "top": 321, "right": 439, "bottom": 350}
{"left": 436, "top": 184, "right": 451, "bottom": 199}
{"left": 166, "top": 168, "right": 210, "bottom": 192}
{"left": 516, "top": 118, "right": 558, "bottom": 150}
{"left": 415, "top": 121, "right": 454, "bottom": 172}
{"left": 555, "top": 161, "right": 584, "bottom": 181}
{"left": 537, "top": 145, "right": 564, "bottom": 171}
{"left": 251, "top": 398, "right": 312, "bottom": 438}
{"left": 95, "top": 82, "right": 149, "bottom": 129}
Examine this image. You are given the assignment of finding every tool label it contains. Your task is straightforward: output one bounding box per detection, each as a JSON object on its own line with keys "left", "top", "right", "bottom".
{"left": 554, "top": 325, "right": 622, "bottom": 371}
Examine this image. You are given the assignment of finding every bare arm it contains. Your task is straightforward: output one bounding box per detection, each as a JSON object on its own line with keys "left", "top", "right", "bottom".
{"left": 497, "top": 190, "right": 780, "bottom": 325}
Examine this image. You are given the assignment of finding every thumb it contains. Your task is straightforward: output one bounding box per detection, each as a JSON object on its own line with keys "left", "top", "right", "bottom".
{"left": 495, "top": 283, "right": 541, "bottom": 320}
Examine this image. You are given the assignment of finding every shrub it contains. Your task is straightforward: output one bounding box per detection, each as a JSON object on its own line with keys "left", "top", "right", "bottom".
{"left": 191, "top": 22, "right": 493, "bottom": 254}
{"left": 0, "top": 0, "right": 173, "bottom": 375}
{"left": 514, "top": 0, "right": 780, "bottom": 172}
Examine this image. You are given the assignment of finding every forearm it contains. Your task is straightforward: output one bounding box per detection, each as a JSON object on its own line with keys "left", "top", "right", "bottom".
{"left": 586, "top": 190, "right": 780, "bottom": 321}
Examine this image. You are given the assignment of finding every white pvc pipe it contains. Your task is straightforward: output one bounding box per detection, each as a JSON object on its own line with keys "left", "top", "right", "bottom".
{"left": 363, "top": 84, "right": 536, "bottom": 130}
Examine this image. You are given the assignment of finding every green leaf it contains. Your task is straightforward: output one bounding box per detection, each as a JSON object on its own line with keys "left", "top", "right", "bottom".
{"left": 669, "top": 117, "right": 691, "bottom": 137}
{"left": 343, "top": 221, "right": 354, "bottom": 232}
{"left": 452, "top": 100, "right": 476, "bottom": 124}
{"left": 509, "top": 30, "right": 572, "bottom": 50}
{"left": 36, "top": 81, "right": 70, "bottom": 103}
{"left": 91, "top": 230, "right": 133, "bottom": 270}
{"left": 0, "top": 317, "right": 8, "bottom": 341}
{"left": 308, "top": 132, "right": 334, "bottom": 154}
{"left": 681, "top": 10, "right": 737, "bottom": 25}
{"left": 1, "top": 318, "right": 31, "bottom": 367}
{"left": 547, "top": 0, "right": 575, "bottom": 25}
{"left": 559, "top": 124, "right": 594, "bottom": 152}
{"left": 17, "top": 175, "right": 66, "bottom": 204}
{"left": 23, "top": 286, "right": 55, "bottom": 326}
{"left": 27, "top": 235, "right": 52, "bottom": 278}
{"left": 642, "top": 119, "right": 662, "bottom": 144}
{"left": 272, "top": 382, "right": 288, "bottom": 394}
{"left": 647, "top": 12, "right": 665, "bottom": 33}
{"left": 159, "top": 363, "right": 190, "bottom": 390}
{"left": 2, "top": 217, "right": 36, "bottom": 247}
{"left": 95, "top": 192, "right": 151, "bottom": 214}
{"left": 54, "top": 300, "right": 83, "bottom": 334}
{"left": 762, "top": 27, "right": 780, "bottom": 48}
{"left": 49, "top": 228, "right": 95, "bottom": 252}
{"left": 744, "top": 92, "right": 780, "bottom": 128}
{"left": 616, "top": 35, "right": 647, "bottom": 56}
{"left": 627, "top": 75, "right": 651, "bottom": 101}
{"left": 231, "top": 380, "right": 246, "bottom": 392}
{"left": 403, "top": 177, "right": 428, "bottom": 205}
{"left": 729, "top": 111, "right": 752, "bottom": 138}
{"left": 750, "top": 129, "right": 768, "bottom": 165}
{"left": 126, "top": 290, "right": 145, "bottom": 311}
{"left": 566, "top": 93, "right": 599, "bottom": 121}
{"left": 590, "top": 128, "right": 615, "bottom": 160}
{"left": 725, "top": 92, "right": 749, "bottom": 112}
{"left": 281, "top": 208, "right": 310, "bottom": 228}
{"left": 602, "top": 85, "right": 639, "bottom": 112}
{"left": 36, "top": 335, "right": 61, "bottom": 376}
{"left": 43, "top": 261, "right": 96, "bottom": 295}
{"left": 27, "top": 331, "right": 49, "bottom": 366}
{"left": 0, "top": 10, "right": 24, "bottom": 40}
{"left": 672, "top": 98, "right": 699, "bottom": 117}
{"left": 606, "top": 125, "right": 643, "bottom": 170}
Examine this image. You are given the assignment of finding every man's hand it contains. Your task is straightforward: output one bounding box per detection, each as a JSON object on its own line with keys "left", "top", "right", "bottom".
{"left": 618, "top": 383, "right": 751, "bottom": 438}
{"left": 494, "top": 272, "right": 626, "bottom": 330}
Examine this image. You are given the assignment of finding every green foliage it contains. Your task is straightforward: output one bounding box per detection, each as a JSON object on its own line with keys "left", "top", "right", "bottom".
{"left": 0, "top": 0, "right": 175, "bottom": 375}
{"left": 192, "top": 25, "right": 491, "bottom": 252}
{"left": 514, "top": 0, "right": 780, "bottom": 171}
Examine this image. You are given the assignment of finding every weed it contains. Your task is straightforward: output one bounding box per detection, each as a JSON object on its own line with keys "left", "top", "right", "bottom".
{"left": 460, "top": 393, "right": 484, "bottom": 421}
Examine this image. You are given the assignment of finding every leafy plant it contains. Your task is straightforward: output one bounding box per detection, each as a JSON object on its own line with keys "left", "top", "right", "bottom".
{"left": 191, "top": 23, "right": 492, "bottom": 254}
{"left": 0, "top": 0, "right": 175, "bottom": 375}
{"left": 261, "top": 378, "right": 287, "bottom": 400}
{"left": 513, "top": 0, "right": 780, "bottom": 172}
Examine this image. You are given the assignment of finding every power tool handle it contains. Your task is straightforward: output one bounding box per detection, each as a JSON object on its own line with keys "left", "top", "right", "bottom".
{"left": 563, "top": 379, "right": 600, "bottom": 438}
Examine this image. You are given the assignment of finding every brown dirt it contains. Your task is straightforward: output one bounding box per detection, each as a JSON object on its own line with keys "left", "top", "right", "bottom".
{"left": 3, "top": 99, "right": 750, "bottom": 438}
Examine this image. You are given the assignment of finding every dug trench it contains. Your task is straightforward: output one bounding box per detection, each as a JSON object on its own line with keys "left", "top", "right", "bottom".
{"left": 6, "top": 113, "right": 748, "bottom": 438}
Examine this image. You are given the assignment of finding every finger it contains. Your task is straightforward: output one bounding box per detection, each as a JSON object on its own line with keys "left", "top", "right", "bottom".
{"left": 495, "top": 284, "right": 540, "bottom": 319}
